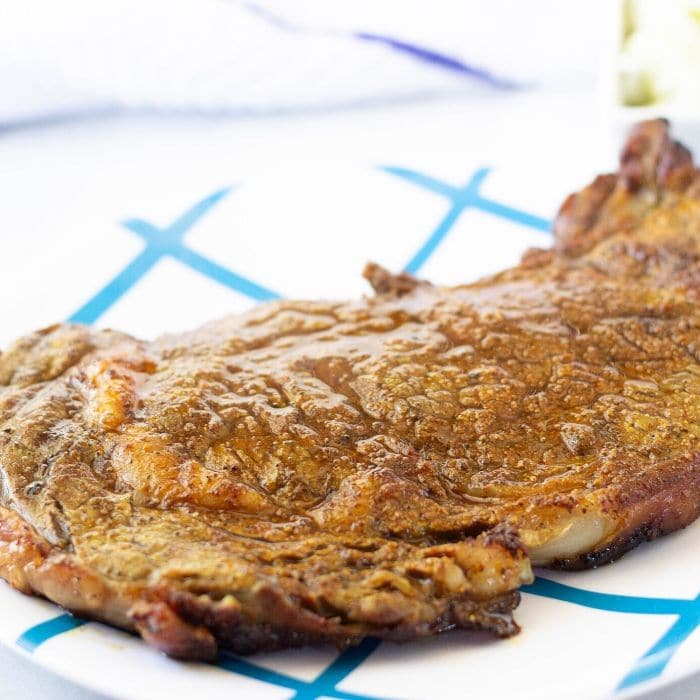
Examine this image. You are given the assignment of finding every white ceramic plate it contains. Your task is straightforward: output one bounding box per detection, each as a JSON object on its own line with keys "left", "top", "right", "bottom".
{"left": 0, "top": 121, "right": 698, "bottom": 700}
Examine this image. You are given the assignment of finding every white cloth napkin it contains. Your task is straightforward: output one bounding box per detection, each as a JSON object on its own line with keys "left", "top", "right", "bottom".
{"left": 0, "top": 0, "right": 606, "bottom": 126}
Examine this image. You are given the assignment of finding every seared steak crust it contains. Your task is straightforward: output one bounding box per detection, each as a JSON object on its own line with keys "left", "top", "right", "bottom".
{"left": 1, "top": 120, "right": 699, "bottom": 658}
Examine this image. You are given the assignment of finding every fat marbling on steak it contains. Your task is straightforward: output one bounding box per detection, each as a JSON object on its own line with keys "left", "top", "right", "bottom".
{"left": 1, "top": 120, "right": 699, "bottom": 660}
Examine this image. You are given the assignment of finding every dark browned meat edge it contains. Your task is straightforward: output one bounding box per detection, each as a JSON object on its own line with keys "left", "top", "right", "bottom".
{"left": 0, "top": 506, "right": 528, "bottom": 659}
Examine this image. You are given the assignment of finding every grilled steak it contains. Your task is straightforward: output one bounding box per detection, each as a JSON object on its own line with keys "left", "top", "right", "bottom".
{"left": 1, "top": 119, "right": 699, "bottom": 659}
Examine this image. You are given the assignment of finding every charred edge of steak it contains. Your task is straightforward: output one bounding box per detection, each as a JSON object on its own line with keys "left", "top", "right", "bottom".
{"left": 550, "top": 521, "right": 683, "bottom": 571}
{"left": 136, "top": 588, "right": 523, "bottom": 658}
{"left": 1, "top": 495, "right": 530, "bottom": 660}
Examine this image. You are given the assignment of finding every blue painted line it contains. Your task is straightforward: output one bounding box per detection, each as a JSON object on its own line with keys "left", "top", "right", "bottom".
{"left": 292, "top": 638, "right": 382, "bottom": 700}
{"left": 460, "top": 167, "right": 492, "bottom": 196}
{"left": 401, "top": 167, "right": 490, "bottom": 274}
{"left": 525, "top": 580, "right": 700, "bottom": 691}
{"left": 473, "top": 195, "right": 551, "bottom": 232}
{"left": 380, "top": 166, "right": 460, "bottom": 200}
{"left": 16, "top": 614, "right": 87, "bottom": 652}
{"left": 161, "top": 187, "right": 232, "bottom": 241}
{"left": 171, "top": 246, "right": 280, "bottom": 302}
{"left": 121, "top": 219, "right": 170, "bottom": 247}
{"left": 67, "top": 246, "right": 162, "bottom": 323}
{"left": 404, "top": 200, "right": 465, "bottom": 275}
{"left": 382, "top": 165, "right": 552, "bottom": 274}
{"left": 523, "top": 577, "right": 693, "bottom": 616}
{"left": 617, "top": 594, "right": 700, "bottom": 691}
{"left": 217, "top": 638, "right": 383, "bottom": 700}
{"left": 67, "top": 186, "right": 281, "bottom": 324}
{"left": 217, "top": 654, "right": 303, "bottom": 692}
{"left": 122, "top": 187, "right": 232, "bottom": 245}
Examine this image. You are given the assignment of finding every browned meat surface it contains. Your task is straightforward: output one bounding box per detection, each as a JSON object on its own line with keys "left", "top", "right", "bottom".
{"left": 1, "top": 119, "right": 700, "bottom": 659}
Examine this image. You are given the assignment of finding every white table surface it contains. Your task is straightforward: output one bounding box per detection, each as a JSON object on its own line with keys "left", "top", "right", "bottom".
{"left": 0, "top": 84, "right": 698, "bottom": 700}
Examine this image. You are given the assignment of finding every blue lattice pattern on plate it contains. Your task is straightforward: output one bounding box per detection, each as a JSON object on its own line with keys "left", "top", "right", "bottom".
{"left": 14, "top": 166, "right": 700, "bottom": 699}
